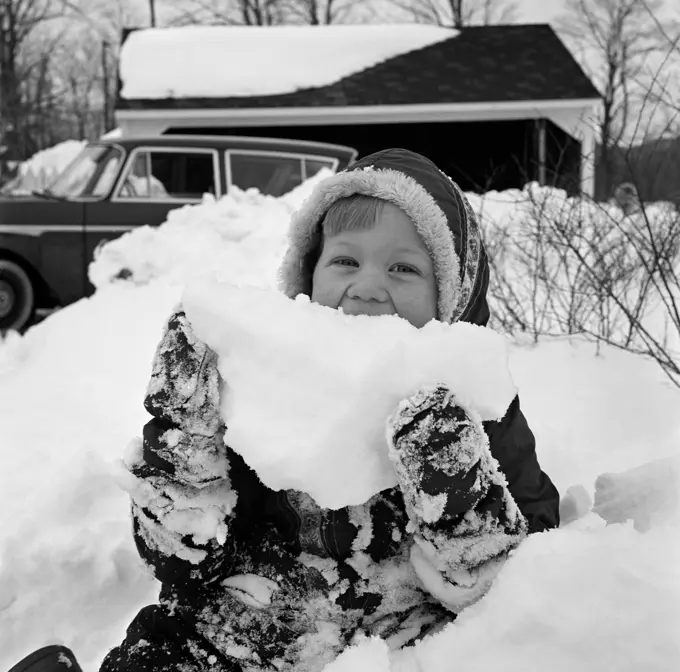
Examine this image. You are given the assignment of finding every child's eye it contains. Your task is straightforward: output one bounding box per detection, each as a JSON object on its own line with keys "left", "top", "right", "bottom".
{"left": 331, "top": 257, "right": 359, "bottom": 267}
{"left": 391, "top": 263, "right": 420, "bottom": 274}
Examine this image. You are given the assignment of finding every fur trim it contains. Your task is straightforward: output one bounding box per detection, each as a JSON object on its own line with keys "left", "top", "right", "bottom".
{"left": 278, "top": 168, "right": 460, "bottom": 323}
{"left": 437, "top": 170, "right": 483, "bottom": 323}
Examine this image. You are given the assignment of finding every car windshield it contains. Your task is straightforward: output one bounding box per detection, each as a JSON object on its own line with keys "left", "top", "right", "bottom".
{"left": 48, "top": 144, "right": 124, "bottom": 199}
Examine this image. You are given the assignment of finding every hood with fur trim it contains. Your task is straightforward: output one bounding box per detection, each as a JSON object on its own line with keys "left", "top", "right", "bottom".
{"left": 278, "top": 148, "right": 490, "bottom": 326}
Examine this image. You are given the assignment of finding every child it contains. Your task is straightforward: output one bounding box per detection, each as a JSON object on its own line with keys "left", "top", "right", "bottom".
{"left": 100, "top": 148, "right": 559, "bottom": 672}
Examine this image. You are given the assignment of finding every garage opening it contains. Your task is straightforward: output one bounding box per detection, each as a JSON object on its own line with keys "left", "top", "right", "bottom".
{"left": 164, "top": 119, "right": 582, "bottom": 195}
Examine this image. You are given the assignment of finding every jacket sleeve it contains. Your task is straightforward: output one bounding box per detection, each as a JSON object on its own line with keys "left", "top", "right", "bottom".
{"left": 483, "top": 395, "right": 560, "bottom": 533}
{"left": 116, "top": 309, "right": 247, "bottom": 590}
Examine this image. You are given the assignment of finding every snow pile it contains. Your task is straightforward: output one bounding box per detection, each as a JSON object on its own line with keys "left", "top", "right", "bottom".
{"left": 593, "top": 455, "right": 680, "bottom": 532}
{"left": 89, "top": 169, "right": 333, "bottom": 291}
{"left": 394, "top": 517, "right": 678, "bottom": 672}
{"left": 183, "top": 282, "right": 516, "bottom": 509}
{"left": 0, "top": 282, "right": 180, "bottom": 671}
{"left": 327, "top": 513, "right": 680, "bottom": 672}
{"left": 1, "top": 140, "right": 85, "bottom": 195}
{"left": 1, "top": 304, "right": 678, "bottom": 671}
{"left": 89, "top": 177, "right": 679, "bottom": 365}
{"left": 1, "top": 178, "right": 679, "bottom": 671}
{"left": 119, "top": 24, "right": 455, "bottom": 99}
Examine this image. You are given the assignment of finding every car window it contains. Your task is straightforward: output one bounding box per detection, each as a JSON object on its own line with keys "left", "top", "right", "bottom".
{"left": 305, "top": 158, "right": 336, "bottom": 179}
{"left": 90, "top": 151, "right": 122, "bottom": 197}
{"left": 117, "top": 150, "right": 217, "bottom": 200}
{"left": 228, "top": 152, "right": 305, "bottom": 197}
{"left": 49, "top": 145, "right": 124, "bottom": 199}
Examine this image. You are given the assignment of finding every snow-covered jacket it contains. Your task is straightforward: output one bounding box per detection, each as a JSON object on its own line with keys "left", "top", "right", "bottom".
{"left": 122, "top": 149, "right": 560, "bottom": 672}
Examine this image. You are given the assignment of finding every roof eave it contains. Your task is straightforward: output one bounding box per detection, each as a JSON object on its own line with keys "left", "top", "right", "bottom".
{"left": 116, "top": 98, "right": 601, "bottom": 127}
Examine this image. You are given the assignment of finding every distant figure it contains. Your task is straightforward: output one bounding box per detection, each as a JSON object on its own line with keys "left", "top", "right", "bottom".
{"left": 614, "top": 182, "right": 641, "bottom": 216}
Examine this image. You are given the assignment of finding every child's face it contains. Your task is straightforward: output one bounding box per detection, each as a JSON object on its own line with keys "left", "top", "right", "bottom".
{"left": 311, "top": 202, "right": 438, "bottom": 327}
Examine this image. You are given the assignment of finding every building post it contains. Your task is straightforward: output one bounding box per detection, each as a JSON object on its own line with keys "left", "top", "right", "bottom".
{"left": 536, "top": 118, "right": 547, "bottom": 186}
{"left": 580, "top": 124, "right": 596, "bottom": 198}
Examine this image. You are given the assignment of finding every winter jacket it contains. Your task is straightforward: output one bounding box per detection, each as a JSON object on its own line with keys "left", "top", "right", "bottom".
{"left": 103, "top": 149, "right": 560, "bottom": 672}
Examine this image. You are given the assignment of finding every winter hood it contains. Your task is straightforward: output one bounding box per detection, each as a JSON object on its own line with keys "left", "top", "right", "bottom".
{"left": 278, "top": 148, "right": 490, "bottom": 326}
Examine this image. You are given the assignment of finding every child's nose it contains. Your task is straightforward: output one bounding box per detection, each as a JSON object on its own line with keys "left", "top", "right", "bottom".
{"left": 347, "top": 269, "right": 390, "bottom": 303}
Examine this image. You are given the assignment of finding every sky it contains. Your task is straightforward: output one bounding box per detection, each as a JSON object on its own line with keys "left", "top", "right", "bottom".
{"left": 518, "top": 0, "right": 564, "bottom": 24}
{"left": 518, "top": 0, "right": 677, "bottom": 25}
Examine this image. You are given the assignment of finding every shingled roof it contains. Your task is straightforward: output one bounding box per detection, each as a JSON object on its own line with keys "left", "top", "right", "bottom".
{"left": 118, "top": 24, "right": 600, "bottom": 111}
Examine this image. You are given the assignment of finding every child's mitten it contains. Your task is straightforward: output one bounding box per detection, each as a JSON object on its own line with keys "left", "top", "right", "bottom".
{"left": 386, "top": 385, "right": 527, "bottom": 600}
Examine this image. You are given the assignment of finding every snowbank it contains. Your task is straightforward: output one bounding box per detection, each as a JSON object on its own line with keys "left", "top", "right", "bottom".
{"left": 1, "top": 140, "right": 85, "bottom": 195}
{"left": 119, "top": 25, "right": 456, "bottom": 99}
{"left": 1, "top": 179, "right": 679, "bottom": 671}
{"left": 89, "top": 169, "right": 333, "bottom": 291}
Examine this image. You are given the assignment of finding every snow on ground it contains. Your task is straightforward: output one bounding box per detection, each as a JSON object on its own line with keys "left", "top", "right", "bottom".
{"left": 467, "top": 184, "right": 680, "bottom": 359}
{"left": 119, "top": 24, "right": 456, "bottom": 99}
{"left": 1, "top": 179, "right": 679, "bottom": 671}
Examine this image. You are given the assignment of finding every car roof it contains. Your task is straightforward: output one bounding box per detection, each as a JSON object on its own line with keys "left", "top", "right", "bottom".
{"left": 96, "top": 134, "right": 358, "bottom": 160}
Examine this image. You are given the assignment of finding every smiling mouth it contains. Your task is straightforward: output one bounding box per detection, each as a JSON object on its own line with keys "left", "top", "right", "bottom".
{"left": 340, "top": 304, "right": 395, "bottom": 317}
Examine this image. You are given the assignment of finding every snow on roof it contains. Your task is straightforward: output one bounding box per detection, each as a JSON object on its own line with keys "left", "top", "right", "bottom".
{"left": 119, "top": 24, "right": 457, "bottom": 100}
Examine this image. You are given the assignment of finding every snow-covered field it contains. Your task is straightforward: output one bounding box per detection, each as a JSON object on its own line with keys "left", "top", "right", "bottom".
{"left": 1, "top": 176, "right": 679, "bottom": 671}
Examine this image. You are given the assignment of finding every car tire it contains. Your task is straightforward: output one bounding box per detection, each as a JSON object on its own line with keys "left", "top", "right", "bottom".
{"left": 0, "top": 258, "right": 35, "bottom": 333}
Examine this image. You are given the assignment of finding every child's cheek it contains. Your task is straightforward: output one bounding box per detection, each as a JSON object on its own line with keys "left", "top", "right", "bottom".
{"left": 310, "top": 269, "right": 341, "bottom": 309}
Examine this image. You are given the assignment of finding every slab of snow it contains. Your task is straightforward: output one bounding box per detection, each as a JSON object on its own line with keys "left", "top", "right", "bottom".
{"left": 119, "top": 24, "right": 456, "bottom": 99}
{"left": 1, "top": 178, "right": 679, "bottom": 671}
{"left": 183, "top": 282, "right": 516, "bottom": 509}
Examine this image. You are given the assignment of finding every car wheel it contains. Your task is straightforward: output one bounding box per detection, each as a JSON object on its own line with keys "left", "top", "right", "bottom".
{"left": 0, "top": 259, "right": 35, "bottom": 333}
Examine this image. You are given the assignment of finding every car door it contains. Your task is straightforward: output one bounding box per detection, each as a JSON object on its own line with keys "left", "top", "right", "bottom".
{"left": 0, "top": 199, "right": 87, "bottom": 306}
{"left": 83, "top": 146, "right": 221, "bottom": 295}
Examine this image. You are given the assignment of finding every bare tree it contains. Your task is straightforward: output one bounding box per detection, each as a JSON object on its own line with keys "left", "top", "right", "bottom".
{"left": 168, "top": 0, "right": 287, "bottom": 25}
{"left": 0, "top": 0, "right": 62, "bottom": 159}
{"left": 281, "top": 0, "right": 363, "bottom": 24}
{"left": 168, "top": 0, "right": 369, "bottom": 25}
{"left": 557, "top": 0, "right": 667, "bottom": 199}
{"left": 63, "top": 0, "right": 149, "bottom": 132}
{"left": 390, "top": 0, "right": 518, "bottom": 28}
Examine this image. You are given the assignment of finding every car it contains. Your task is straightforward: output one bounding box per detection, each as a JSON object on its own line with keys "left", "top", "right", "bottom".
{"left": 0, "top": 135, "right": 358, "bottom": 332}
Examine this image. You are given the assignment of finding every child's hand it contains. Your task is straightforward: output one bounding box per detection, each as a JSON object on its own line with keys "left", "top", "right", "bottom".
{"left": 386, "top": 385, "right": 526, "bottom": 609}
{"left": 386, "top": 385, "right": 498, "bottom": 528}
